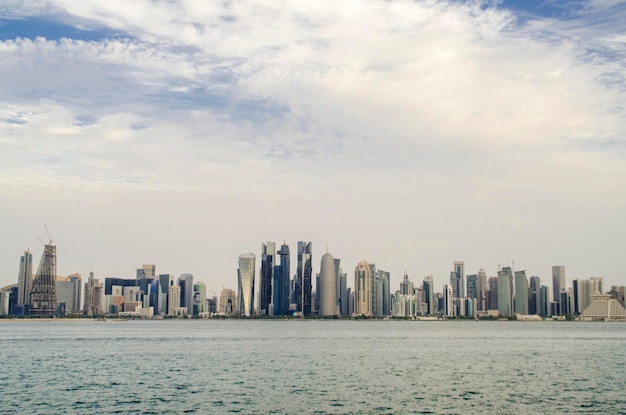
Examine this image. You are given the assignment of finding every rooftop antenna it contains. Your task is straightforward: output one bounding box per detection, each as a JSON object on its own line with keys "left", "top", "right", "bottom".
{"left": 85, "top": 261, "right": 93, "bottom": 273}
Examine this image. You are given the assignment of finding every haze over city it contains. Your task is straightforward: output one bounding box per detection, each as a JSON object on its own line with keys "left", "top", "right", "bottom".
{"left": 1, "top": 0, "right": 625, "bottom": 292}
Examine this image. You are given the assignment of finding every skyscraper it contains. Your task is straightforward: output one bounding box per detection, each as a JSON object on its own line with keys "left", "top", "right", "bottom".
{"left": 552, "top": 266, "right": 565, "bottom": 305}
{"left": 453, "top": 261, "right": 465, "bottom": 299}
{"left": 477, "top": 268, "right": 487, "bottom": 311}
{"left": 354, "top": 260, "right": 372, "bottom": 316}
{"left": 193, "top": 282, "right": 207, "bottom": 316}
{"left": 83, "top": 271, "right": 103, "bottom": 317}
{"left": 423, "top": 275, "right": 435, "bottom": 316}
{"left": 497, "top": 269, "right": 512, "bottom": 317}
{"left": 237, "top": 253, "right": 255, "bottom": 317}
{"left": 466, "top": 274, "right": 478, "bottom": 302}
{"left": 514, "top": 270, "right": 528, "bottom": 315}
{"left": 319, "top": 253, "right": 336, "bottom": 316}
{"left": 487, "top": 276, "right": 498, "bottom": 311}
{"left": 178, "top": 273, "right": 194, "bottom": 315}
{"left": 259, "top": 242, "right": 275, "bottom": 316}
{"left": 376, "top": 270, "right": 391, "bottom": 316}
{"left": 168, "top": 283, "right": 181, "bottom": 316}
{"left": 273, "top": 243, "right": 290, "bottom": 316}
{"left": 334, "top": 258, "right": 348, "bottom": 316}
{"left": 529, "top": 276, "right": 541, "bottom": 315}
{"left": 296, "top": 241, "right": 312, "bottom": 316}
{"left": 30, "top": 243, "right": 57, "bottom": 317}
{"left": 219, "top": 288, "right": 236, "bottom": 315}
{"left": 17, "top": 249, "right": 33, "bottom": 307}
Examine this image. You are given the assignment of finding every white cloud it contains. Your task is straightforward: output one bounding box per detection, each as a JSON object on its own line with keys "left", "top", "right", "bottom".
{"left": 0, "top": 0, "right": 625, "bottom": 291}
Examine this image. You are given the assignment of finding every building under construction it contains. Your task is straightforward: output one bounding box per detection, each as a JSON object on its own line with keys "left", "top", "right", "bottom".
{"left": 29, "top": 243, "right": 57, "bottom": 317}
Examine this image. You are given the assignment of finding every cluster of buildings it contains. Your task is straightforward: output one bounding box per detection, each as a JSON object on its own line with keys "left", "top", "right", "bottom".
{"left": 1, "top": 241, "right": 625, "bottom": 321}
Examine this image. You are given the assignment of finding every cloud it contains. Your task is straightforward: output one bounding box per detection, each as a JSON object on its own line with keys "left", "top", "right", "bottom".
{"left": 0, "top": 0, "right": 625, "bottom": 290}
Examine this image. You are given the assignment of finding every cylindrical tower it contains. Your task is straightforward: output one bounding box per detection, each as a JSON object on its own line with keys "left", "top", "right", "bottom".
{"left": 319, "top": 253, "right": 337, "bottom": 316}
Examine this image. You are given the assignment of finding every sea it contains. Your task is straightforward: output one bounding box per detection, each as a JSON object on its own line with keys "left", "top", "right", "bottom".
{"left": 0, "top": 320, "right": 624, "bottom": 414}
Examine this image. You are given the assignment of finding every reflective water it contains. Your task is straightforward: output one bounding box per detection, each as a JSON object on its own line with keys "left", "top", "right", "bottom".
{"left": 0, "top": 320, "right": 624, "bottom": 414}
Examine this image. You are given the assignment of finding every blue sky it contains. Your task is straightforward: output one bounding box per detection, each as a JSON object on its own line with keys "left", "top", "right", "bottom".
{"left": 0, "top": 0, "right": 625, "bottom": 293}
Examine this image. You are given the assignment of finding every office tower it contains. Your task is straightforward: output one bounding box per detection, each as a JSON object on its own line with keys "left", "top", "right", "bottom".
{"left": 354, "top": 260, "right": 372, "bottom": 316}
{"left": 30, "top": 243, "right": 57, "bottom": 317}
{"left": 609, "top": 286, "right": 625, "bottom": 308}
{"left": 376, "top": 270, "right": 391, "bottom": 316}
{"left": 207, "top": 296, "right": 218, "bottom": 314}
{"left": 368, "top": 263, "right": 378, "bottom": 316}
{"left": 540, "top": 285, "right": 551, "bottom": 317}
{"left": 466, "top": 274, "right": 478, "bottom": 302}
{"left": 259, "top": 242, "right": 275, "bottom": 316}
{"left": 237, "top": 253, "right": 256, "bottom": 317}
{"left": 136, "top": 264, "right": 156, "bottom": 280}
{"left": 453, "top": 261, "right": 465, "bottom": 299}
{"left": 529, "top": 276, "right": 541, "bottom": 315}
{"left": 193, "top": 282, "right": 206, "bottom": 316}
{"left": 400, "top": 272, "right": 413, "bottom": 296}
{"left": 497, "top": 269, "right": 512, "bottom": 317}
{"left": 273, "top": 243, "right": 290, "bottom": 316}
{"left": 178, "top": 274, "right": 194, "bottom": 315}
{"left": 319, "top": 253, "right": 336, "bottom": 316}
{"left": 487, "top": 276, "right": 498, "bottom": 311}
{"left": 17, "top": 249, "right": 33, "bottom": 307}
{"left": 552, "top": 266, "right": 565, "bottom": 305}
{"left": 83, "top": 271, "right": 103, "bottom": 316}
{"left": 296, "top": 241, "right": 312, "bottom": 316}
{"left": 560, "top": 289, "right": 573, "bottom": 315}
{"left": 168, "top": 283, "right": 181, "bottom": 316}
{"left": 443, "top": 284, "right": 453, "bottom": 317}
{"left": 55, "top": 275, "right": 81, "bottom": 316}
{"left": 156, "top": 274, "right": 171, "bottom": 316}
{"left": 477, "top": 268, "right": 487, "bottom": 311}
{"left": 423, "top": 275, "right": 435, "bottom": 316}
{"left": 220, "top": 288, "right": 236, "bottom": 315}
{"left": 514, "top": 271, "right": 528, "bottom": 315}
{"left": 334, "top": 258, "right": 348, "bottom": 316}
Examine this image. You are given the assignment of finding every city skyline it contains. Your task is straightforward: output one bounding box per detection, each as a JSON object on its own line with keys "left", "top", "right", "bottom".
{"left": 1, "top": 1, "right": 625, "bottom": 292}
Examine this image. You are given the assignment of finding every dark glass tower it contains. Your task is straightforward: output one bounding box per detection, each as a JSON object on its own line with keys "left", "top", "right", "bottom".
{"left": 296, "top": 241, "right": 312, "bottom": 316}
{"left": 260, "top": 242, "right": 275, "bottom": 316}
{"left": 273, "top": 243, "right": 290, "bottom": 316}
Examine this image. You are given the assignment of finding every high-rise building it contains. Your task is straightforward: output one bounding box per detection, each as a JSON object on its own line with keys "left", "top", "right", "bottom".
{"left": 497, "top": 269, "right": 512, "bottom": 317}
{"left": 552, "top": 266, "right": 565, "bottom": 305}
{"left": 168, "top": 283, "right": 181, "bottom": 316}
{"left": 296, "top": 241, "right": 312, "bottom": 316}
{"left": 354, "top": 260, "right": 372, "bottom": 316}
{"left": 334, "top": 258, "right": 348, "bottom": 316}
{"left": 193, "top": 282, "right": 207, "bottom": 316}
{"left": 477, "top": 268, "right": 487, "bottom": 311}
{"left": 423, "top": 275, "right": 435, "bottom": 316}
{"left": 237, "top": 253, "right": 256, "bottom": 317}
{"left": 529, "top": 276, "right": 541, "bottom": 315}
{"left": 375, "top": 270, "right": 391, "bottom": 316}
{"left": 400, "top": 272, "right": 413, "bottom": 296}
{"left": 274, "top": 243, "right": 290, "bottom": 316}
{"left": 443, "top": 284, "right": 454, "bottom": 317}
{"left": 157, "top": 274, "right": 171, "bottom": 316}
{"left": 259, "top": 242, "right": 275, "bottom": 316}
{"left": 137, "top": 264, "right": 156, "bottom": 280}
{"left": 83, "top": 271, "right": 103, "bottom": 317}
{"left": 30, "top": 243, "right": 57, "bottom": 317}
{"left": 219, "top": 288, "right": 236, "bottom": 315}
{"left": 55, "top": 274, "right": 82, "bottom": 316}
{"left": 487, "top": 276, "right": 498, "bottom": 311}
{"left": 453, "top": 261, "right": 465, "bottom": 299}
{"left": 540, "top": 285, "right": 551, "bottom": 317}
{"left": 514, "top": 271, "right": 528, "bottom": 315}
{"left": 466, "top": 274, "right": 478, "bottom": 302}
{"left": 17, "top": 249, "right": 33, "bottom": 307}
{"left": 178, "top": 274, "right": 194, "bottom": 315}
{"left": 319, "top": 253, "right": 336, "bottom": 316}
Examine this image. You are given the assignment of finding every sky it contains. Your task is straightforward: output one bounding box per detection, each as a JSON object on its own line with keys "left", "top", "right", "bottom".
{"left": 1, "top": 0, "right": 625, "bottom": 296}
